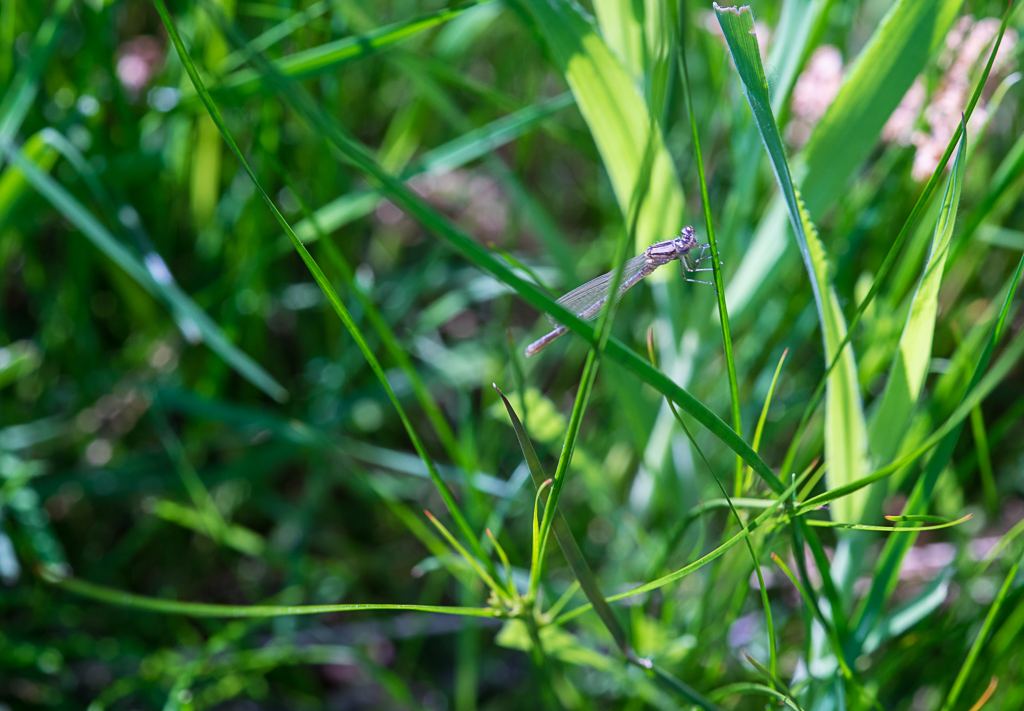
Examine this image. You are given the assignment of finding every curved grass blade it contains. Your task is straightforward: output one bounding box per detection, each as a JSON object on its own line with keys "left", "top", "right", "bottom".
{"left": 715, "top": 4, "right": 867, "bottom": 520}
{"left": 259, "top": 145, "right": 467, "bottom": 471}
{"left": 648, "top": 330, "right": 777, "bottom": 678}
{"left": 556, "top": 469, "right": 810, "bottom": 626}
{"left": 154, "top": 0, "right": 494, "bottom": 572}
{"left": 48, "top": 575, "right": 499, "bottom": 618}
{"left": 195, "top": 0, "right": 785, "bottom": 494}
{"left": 802, "top": 253, "right": 1024, "bottom": 520}
{"left": 708, "top": 682, "right": 802, "bottom": 711}
{"left": 806, "top": 514, "right": 972, "bottom": 532}
{"left": 0, "top": 142, "right": 289, "bottom": 402}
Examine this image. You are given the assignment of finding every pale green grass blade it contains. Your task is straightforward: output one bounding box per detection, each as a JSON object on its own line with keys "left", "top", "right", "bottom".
{"left": 715, "top": 5, "right": 868, "bottom": 522}
{"left": 154, "top": 0, "right": 493, "bottom": 571}
{"left": 203, "top": 0, "right": 784, "bottom": 493}
{"left": 151, "top": 500, "right": 266, "bottom": 557}
{"left": 868, "top": 130, "right": 966, "bottom": 464}
{"left": 806, "top": 514, "right": 971, "bottom": 532}
{"left": 0, "top": 141, "right": 289, "bottom": 403}
{"left": 745, "top": 349, "right": 787, "bottom": 492}
{"left": 516, "top": 0, "right": 684, "bottom": 252}
{"left": 218, "top": 1, "right": 493, "bottom": 92}
{"left": 50, "top": 576, "right": 499, "bottom": 618}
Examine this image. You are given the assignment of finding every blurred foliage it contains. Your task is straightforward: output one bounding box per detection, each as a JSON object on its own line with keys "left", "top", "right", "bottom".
{"left": 2, "top": 0, "right": 1024, "bottom": 708}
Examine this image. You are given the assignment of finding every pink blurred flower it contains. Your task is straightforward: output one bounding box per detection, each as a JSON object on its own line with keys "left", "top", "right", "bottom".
{"left": 116, "top": 36, "right": 164, "bottom": 96}
{"left": 884, "top": 16, "right": 1019, "bottom": 181}
{"left": 787, "top": 45, "right": 844, "bottom": 147}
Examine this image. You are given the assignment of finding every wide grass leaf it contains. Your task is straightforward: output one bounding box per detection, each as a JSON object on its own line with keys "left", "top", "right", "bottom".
{"left": 516, "top": 0, "right": 684, "bottom": 252}
{"left": 868, "top": 129, "right": 966, "bottom": 465}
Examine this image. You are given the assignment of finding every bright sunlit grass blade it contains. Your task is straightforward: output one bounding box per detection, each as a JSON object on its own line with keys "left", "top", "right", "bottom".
{"left": 868, "top": 127, "right": 965, "bottom": 465}
{"left": 773, "top": 2, "right": 1015, "bottom": 474}
{"left": 516, "top": 0, "right": 684, "bottom": 252}
{"left": 715, "top": 4, "right": 867, "bottom": 522}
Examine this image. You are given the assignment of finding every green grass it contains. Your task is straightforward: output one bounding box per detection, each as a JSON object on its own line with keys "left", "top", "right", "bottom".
{"left": 2, "top": 0, "right": 1024, "bottom": 708}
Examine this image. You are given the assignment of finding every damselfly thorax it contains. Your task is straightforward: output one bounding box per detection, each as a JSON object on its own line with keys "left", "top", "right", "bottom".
{"left": 525, "top": 226, "right": 715, "bottom": 357}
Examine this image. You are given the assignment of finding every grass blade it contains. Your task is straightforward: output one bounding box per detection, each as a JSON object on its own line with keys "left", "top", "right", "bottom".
{"left": 848, "top": 252, "right": 1024, "bottom": 650}
{"left": 48, "top": 575, "right": 499, "bottom": 618}
{"left": 715, "top": 4, "right": 868, "bottom": 521}
{"left": 679, "top": 39, "right": 742, "bottom": 495}
{"left": 868, "top": 125, "right": 966, "bottom": 465}
{"left": 492, "top": 384, "right": 632, "bottom": 658}
{"left": 745, "top": 348, "right": 788, "bottom": 492}
{"left": 938, "top": 551, "right": 1021, "bottom": 711}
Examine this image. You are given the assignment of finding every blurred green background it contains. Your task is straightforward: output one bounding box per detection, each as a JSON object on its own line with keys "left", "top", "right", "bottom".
{"left": 2, "top": 0, "right": 1024, "bottom": 708}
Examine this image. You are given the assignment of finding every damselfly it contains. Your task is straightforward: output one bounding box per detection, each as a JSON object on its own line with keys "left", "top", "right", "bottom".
{"left": 525, "top": 226, "right": 715, "bottom": 357}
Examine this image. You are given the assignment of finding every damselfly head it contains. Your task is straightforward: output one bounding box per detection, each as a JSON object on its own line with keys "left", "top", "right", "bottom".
{"left": 673, "top": 226, "right": 697, "bottom": 253}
